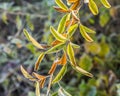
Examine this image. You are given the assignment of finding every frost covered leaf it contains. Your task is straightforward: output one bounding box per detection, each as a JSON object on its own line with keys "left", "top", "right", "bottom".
{"left": 23, "top": 29, "right": 44, "bottom": 49}
{"left": 88, "top": 0, "right": 99, "bottom": 15}
{"left": 79, "top": 24, "right": 93, "bottom": 42}
{"left": 100, "top": 0, "right": 111, "bottom": 8}
{"left": 67, "top": 43, "right": 76, "bottom": 66}
{"left": 34, "top": 52, "right": 45, "bottom": 71}
{"left": 50, "top": 26, "right": 67, "bottom": 42}
{"left": 20, "top": 65, "right": 36, "bottom": 81}
{"left": 52, "top": 65, "right": 67, "bottom": 84}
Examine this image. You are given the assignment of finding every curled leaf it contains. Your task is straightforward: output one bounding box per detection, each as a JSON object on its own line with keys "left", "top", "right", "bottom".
{"left": 20, "top": 65, "right": 36, "bottom": 81}
{"left": 50, "top": 26, "right": 67, "bottom": 42}
{"left": 79, "top": 24, "right": 93, "bottom": 42}
{"left": 82, "top": 25, "right": 96, "bottom": 34}
{"left": 23, "top": 29, "right": 44, "bottom": 49}
{"left": 88, "top": 0, "right": 99, "bottom": 15}
{"left": 67, "top": 43, "right": 76, "bottom": 66}
{"left": 34, "top": 52, "right": 45, "bottom": 71}
{"left": 39, "top": 78, "right": 46, "bottom": 88}
{"left": 100, "top": 0, "right": 111, "bottom": 8}
{"left": 52, "top": 65, "right": 67, "bottom": 84}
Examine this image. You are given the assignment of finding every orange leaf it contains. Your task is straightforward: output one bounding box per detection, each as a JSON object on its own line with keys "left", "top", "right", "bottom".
{"left": 39, "top": 78, "right": 46, "bottom": 88}
{"left": 53, "top": 6, "right": 70, "bottom": 13}
{"left": 60, "top": 52, "right": 67, "bottom": 65}
{"left": 70, "top": 0, "right": 80, "bottom": 10}
{"left": 32, "top": 72, "right": 46, "bottom": 80}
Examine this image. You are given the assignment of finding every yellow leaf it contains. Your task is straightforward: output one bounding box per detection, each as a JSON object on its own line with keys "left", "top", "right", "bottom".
{"left": 79, "top": 24, "right": 93, "bottom": 42}
{"left": 74, "top": 66, "right": 93, "bottom": 77}
{"left": 55, "top": 0, "right": 68, "bottom": 10}
{"left": 20, "top": 65, "right": 36, "bottom": 81}
{"left": 50, "top": 26, "right": 67, "bottom": 42}
{"left": 57, "top": 14, "right": 68, "bottom": 33}
{"left": 100, "top": 0, "right": 111, "bottom": 8}
{"left": 45, "top": 43, "right": 65, "bottom": 54}
{"left": 82, "top": 25, "right": 96, "bottom": 34}
{"left": 52, "top": 65, "right": 67, "bottom": 84}
{"left": 36, "top": 81, "right": 40, "bottom": 96}
{"left": 23, "top": 29, "right": 44, "bottom": 49}
{"left": 88, "top": 0, "right": 99, "bottom": 15}
{"left": 34, "top": 52, "right": 45, "bottom": 71}
{"left": 67, "top": 24, "right": 78, "bottom": 38}
{"left": 67, "top": 43, "right": 76, "bottom": 66}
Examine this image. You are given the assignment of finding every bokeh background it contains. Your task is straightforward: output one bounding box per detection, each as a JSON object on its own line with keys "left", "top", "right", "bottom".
{"left": 0, "top": 0, "right": 120, "bottom": 96}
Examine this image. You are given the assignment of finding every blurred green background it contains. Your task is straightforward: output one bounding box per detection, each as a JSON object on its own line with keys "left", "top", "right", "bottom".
{"left": 0, "top": 0, "right": 120, "bottom": 96}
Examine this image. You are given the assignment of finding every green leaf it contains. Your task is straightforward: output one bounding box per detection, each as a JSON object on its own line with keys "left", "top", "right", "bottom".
{"left": 57, "top": 14, "right": 68, "bottom": 33}
{"left": 55, "top": 0, "right": 68, "bottom": 10}
{"left": 36, "top": 81, "right": 40, "bottom": 96}
{"left": 23, "top": 29, "right": 44, "bottom": 49}
{"left": 45, "top": 43, "right": 65, "bottom": 54}
{"left": 52, "top": 65, "right": 67, "bottom": 84}
{"left": 79, "top": 24, "right": 93, "bottom": 42}
{"left": 67, "top": 43, "right": 77, "bottom": 66}
{"left": 88, "top": 0, "right": 99, "bottom": 15}
{"left": 58, "top": 88, "right": 72, "bottom": 96}
{"left": 67, "top": 24, "right": 78, "bottom": 38}
{"left": 50, "top": 26, "right": 67, "bottom": 42}
{"left": 71, "top": 43, "right": 80, "bottom": 49}
{"left": 100, "top": 0, "right": 111, "bottom": 8}
{"left": 82, "top": 25, "right": 96, "bottom": 34}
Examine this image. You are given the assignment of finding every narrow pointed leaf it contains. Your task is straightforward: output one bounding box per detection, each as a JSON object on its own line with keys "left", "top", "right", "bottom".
{"left": 34, "top": 52, "right": 45, "bottom": 71}
{"left": 101, "top": 0, "right": 111, "bottom": 8}
{"left": 57, "top": 14, "right": 68, "bottom": 33}
{"left": 82, "top": 25, "right": 96, "bottom": 34}
{"left": 20, "top": 65, "right": 36, "bottom": 81}
{"left": 58, "top": 88, "right": 72, "bottom": 96}
{"left": 50, "top": 26, "right": 67, "bottom": 42}
{"left": 45, "top": 43, "right": 65, "bottom": 54}
{"left": 70, "top": 1, "right": 80, "bottom": 10}
{"left": 23, "top": 29, "right": 44, "bottom": 49}
{"left": 67, "top": 24, "right": 78, "bottom": 38}
{"left": 55, "top": 0, "right": 68, "bottom": 10}
{"left": 74, "top": 66, "right": 93, "bottom": 77}
{"left": 40, "top": 78, "right": 46, "bottom": 88}
{"left": 88, "top": 0, "right": 99, "bottom": 15}
{"left": 32, "top": 72, "right": 46, "bottom": 80}
{"left": 36, "top": 81, "right": 40, "bottom": 96}
{"left": 79, "top": 24, "right": 93, "bottom": 42}
{"left": 67, "top": 43, "right": 76, "bottom": 66}
{"left": 71, "top": 43, "right": 80, "bottom": 49}
{"left": 52, "top": 65, "right": 67, "bottom": 84}
{"left": 53, "top": 6, "right": 69, "bottom": 13}
{"left": 48, "top": 62, "right": 58, "bottom": 74}
{"left": 67, "top": 0, "right": 78, "bottom": 3}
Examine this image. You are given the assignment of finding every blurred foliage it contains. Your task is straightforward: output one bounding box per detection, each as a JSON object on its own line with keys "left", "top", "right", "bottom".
{"left": 0, "top": 0, "right": 120, "bottom": 96}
